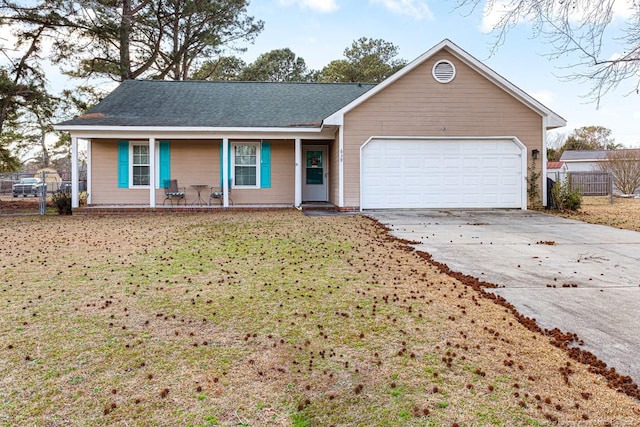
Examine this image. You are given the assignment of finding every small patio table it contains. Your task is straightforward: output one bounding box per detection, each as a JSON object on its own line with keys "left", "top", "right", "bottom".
{"left": 190, "top": 184, "right": 208, "bottom": 206}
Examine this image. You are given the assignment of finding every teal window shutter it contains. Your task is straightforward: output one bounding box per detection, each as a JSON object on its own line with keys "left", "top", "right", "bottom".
{"left": 260, "top": 141, "right": 271, "bottom": 188}
{"left": 220, "top": 140, "right": 231, "bottom": 188}
{"left": 117, "top": 140, "right": 129, "bottom": 188}
{"left": 159, "top": 141, "right": 171, "bottom": 188}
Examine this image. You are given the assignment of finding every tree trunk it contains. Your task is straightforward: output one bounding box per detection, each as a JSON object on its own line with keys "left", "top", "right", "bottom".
{"left": 120, "top": 0, "right": 134, "bottom": 81}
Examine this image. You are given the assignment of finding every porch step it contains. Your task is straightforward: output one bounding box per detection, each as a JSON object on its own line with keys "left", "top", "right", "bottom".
{"left": 300, "top": 202, "right": 336, "bottom": 211}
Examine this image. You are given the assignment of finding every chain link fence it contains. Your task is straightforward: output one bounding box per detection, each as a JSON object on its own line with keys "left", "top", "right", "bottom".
{"left": 0, "top": 171, "right": 86, "bottom": 216}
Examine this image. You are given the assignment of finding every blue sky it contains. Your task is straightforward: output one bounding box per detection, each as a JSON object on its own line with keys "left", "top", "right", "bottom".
{"left": 240, "top": 0, "right": 640, "bottom": 146}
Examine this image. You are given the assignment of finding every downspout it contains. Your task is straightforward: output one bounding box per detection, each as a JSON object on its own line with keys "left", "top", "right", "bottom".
{"left": 542, "top": 117, "right": 548, "bottom": 208}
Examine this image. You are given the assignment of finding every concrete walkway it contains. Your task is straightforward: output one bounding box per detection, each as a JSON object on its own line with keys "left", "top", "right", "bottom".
{"left": 368, "top": 209, "right": 640, "bottom": 385}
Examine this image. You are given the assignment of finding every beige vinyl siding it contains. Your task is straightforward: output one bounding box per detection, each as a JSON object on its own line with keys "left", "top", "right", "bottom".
{"left": 342, "top": 48, "right": 543, "bottom": 208}
{"left": 167, "top": 140, "right": 221, "bottom": 204}
{"left": 89, "top": 139, "right": 294, "bottom": 205}
{"left": 91, "top": 139, "right": 148, "bottom": 205}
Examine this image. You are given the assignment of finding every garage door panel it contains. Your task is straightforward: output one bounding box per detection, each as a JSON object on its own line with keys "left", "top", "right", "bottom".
{"left": 362, "top": 138, "right": 523, "bottom": 209}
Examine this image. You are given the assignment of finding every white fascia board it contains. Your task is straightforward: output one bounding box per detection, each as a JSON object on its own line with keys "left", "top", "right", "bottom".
{"left": 323, "top": 39, "right": 567, "bottom": 130}
{"left": 55, "top": 125, "right": 337, "bottom": 140}
{"left": 53, "top": 125, "right": 325, "bottom": 133}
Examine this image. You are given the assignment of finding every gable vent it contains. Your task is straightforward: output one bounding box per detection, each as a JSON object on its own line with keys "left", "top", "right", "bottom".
{"left": 432, "top": 60, "right": 456, "bottom": 83}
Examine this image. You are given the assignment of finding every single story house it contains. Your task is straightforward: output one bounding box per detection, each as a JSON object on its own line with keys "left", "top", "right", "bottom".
{"left": 55, "top": 39, "right": 565, "bottom": 211}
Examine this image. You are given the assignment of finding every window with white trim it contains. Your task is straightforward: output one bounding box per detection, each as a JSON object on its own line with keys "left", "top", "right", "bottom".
{"left": 233, "top": 143, "right": 260, "bottom": 187}
{"left": 131, "top": 143, "right": 150, "bottom": 186}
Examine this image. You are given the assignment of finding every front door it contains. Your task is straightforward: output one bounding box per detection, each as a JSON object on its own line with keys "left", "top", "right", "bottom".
{"left": 302, "top": 145, "right": 328, "bottom": 202}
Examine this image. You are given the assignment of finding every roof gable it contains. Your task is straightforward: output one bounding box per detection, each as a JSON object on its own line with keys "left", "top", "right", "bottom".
{"left": 57, "top": 80, "right": 375, "bottom": 129}
{"left": 324, "top": 39, "right": 565, "bottom": 129}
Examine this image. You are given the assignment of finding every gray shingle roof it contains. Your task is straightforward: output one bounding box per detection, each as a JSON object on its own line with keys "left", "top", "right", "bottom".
{"left": 58, "top": 80, "right": 376, "bottom": 128}
{"left": 560, "top": 150, "right": 609, "bottom": 161}
{"left": 561, "top": 149, "right": 640, "bottom": 161}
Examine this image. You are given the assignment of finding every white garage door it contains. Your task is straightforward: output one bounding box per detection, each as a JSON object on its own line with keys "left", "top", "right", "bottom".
{"left": 361, "top": 138, "right": 524, "bottom": 209}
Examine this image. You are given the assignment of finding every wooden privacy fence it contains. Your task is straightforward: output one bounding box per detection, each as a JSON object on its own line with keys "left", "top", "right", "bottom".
{"left": 567, "top": 172, "right": 613, "bottom": 198}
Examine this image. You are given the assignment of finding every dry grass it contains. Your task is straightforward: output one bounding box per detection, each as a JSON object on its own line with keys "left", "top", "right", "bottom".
{"left": 0, "top": 211, "right": 638, "bottom": 426}
{"left": 553, "top": 196, "right": 640, "bottom": 232}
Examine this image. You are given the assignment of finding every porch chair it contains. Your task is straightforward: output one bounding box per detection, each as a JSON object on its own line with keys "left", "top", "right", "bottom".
{"left": 163, "top": 179, "right": 186, "bottom": 206}
{"left": 209, "top": 184, "right": 233, "bottom": 206}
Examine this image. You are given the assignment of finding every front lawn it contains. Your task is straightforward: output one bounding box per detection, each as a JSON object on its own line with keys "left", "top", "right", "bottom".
{"left": 554, "top": 196, "right": 640, "bottom": 232}
{"left": 0, "top": 211, "right": 637, "bottom": 426}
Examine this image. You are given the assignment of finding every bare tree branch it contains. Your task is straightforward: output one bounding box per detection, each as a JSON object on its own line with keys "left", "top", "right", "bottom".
{"left": 454, "top": 0, "right": 640, "bottom": 103}
{"left": 598, "top": 149, "right": 640, "bottom": 195}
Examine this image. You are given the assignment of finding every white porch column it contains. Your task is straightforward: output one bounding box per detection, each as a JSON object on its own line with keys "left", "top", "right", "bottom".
{"left": 338, "top": 126, "right": 345, "bottom": 208}
{"left": 149, "top": 137, "right": 156, "bottom": 207}
{"left": 86, "top": 139, "right": 92, "bottom": 205}
{"left": 71, "top": 136, "right": 79, "bottom": 208}
{"left": 222, "top": 138, "right": 229, "bottom": 208}
{"left": 294, "top": 138, "right": 302, "bottom": 207}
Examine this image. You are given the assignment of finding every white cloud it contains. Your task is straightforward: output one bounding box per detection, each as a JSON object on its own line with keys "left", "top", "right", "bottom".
{"left": 277, "top": 0, "right": 338, "bottom": 13}
{"left": 612, "top": 0, "right": 636, "bottom": 20}
{"left": 369, "top": 0, "right": 433, "bottom": 20}
{"left": 529, "top": 90, "right": 556, "bottom": 108}
{"left": 479, "top": 0, "right": 513, "bottom": 33}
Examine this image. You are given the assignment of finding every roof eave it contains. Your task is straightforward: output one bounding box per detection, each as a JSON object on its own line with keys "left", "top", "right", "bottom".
{"left": 53, "top": 124, "right": 341, "bottom": 141}
{"left": 53, "top": 125, "right": 326, "bottom": 133}
{"left": 546, "top": 114, "right": 566, "bottom": 129}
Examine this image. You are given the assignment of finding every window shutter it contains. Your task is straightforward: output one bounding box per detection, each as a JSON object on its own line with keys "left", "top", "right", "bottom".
{"left": 117, "top": 140, "right": 129, "bottom": 188}
{"left": 220, "top": 141, "right": 231, "bottom": 188}
{"left": 159, "top": 141, "right": 171, "bottom": 188}
{"left": 260, "top": 141, "right": 271, "bottom": 188}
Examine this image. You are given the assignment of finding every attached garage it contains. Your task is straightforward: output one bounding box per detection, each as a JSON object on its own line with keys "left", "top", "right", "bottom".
{"left": 361, "top": 137, "right": 526, "bottom": 209}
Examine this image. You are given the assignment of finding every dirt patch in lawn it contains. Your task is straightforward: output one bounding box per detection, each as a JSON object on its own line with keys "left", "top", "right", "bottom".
{"left": 0, "top": 196, "right": 51, "bottom": 215}
{"left": 0, "top": 211, "right": 638, "bottom": 426}
{"left": 554, "top": 196, "right": 640, "bottom": 232}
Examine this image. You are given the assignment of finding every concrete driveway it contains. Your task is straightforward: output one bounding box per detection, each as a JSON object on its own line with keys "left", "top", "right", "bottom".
{"left": 368, "top": 209, "right": 640, "bottom": 385}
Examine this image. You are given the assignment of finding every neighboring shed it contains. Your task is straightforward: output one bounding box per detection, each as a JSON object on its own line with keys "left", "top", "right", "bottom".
{"left": 35, "top": 168, "right": 62, "bottom": 193}
{"left": 560, "top": 150, "right": 609, "bottom": 172}
{"left": 547, "top": 161, "right": 567, "bottom": 181}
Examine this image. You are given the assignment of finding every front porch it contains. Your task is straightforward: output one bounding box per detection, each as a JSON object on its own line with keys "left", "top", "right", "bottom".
{"left": 70, "top": 133, "right": 340, "bottom": 210}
